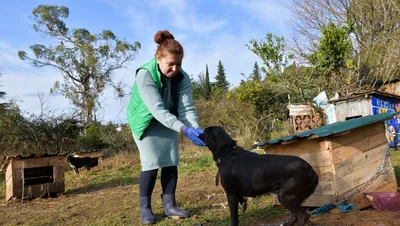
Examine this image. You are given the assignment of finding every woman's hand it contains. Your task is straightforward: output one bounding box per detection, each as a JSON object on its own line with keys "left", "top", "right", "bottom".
{"left": 182, "top": 126, "right": 206, "bottom": 146}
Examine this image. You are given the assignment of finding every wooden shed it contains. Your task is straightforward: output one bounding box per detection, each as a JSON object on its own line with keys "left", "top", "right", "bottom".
{"left": 329, "top": 90, "right": 400, "bottom": 147}
{"left": 0, "top": 154, "right": 66, "bottom": 201}
{"left": 254, "top": 112, "right": 399, "bottom": 209}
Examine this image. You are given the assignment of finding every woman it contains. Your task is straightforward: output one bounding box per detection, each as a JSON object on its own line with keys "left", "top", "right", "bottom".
{"left": 127, "top": 30, "right": 206, "bottom": 224}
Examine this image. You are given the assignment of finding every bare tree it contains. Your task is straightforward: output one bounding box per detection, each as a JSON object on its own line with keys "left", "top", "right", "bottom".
{"left": 286, "top": 0, "right": 400, "bottom": 89}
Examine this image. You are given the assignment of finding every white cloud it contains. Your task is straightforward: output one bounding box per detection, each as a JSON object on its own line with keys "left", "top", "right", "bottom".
{"left": 153, "top": 0, "right": 226, "bottom": 33}
{"left": 0, "top": 42, "right": 31, "bottom": 69}
{"left": 109, "top": 0, "right": 226, "bottom": 36}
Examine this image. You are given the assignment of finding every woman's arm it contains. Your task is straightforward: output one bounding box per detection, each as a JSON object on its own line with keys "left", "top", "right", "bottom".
{"left": 136, "top": 69, "right": 185, "bottom": 133}
{"left": 177, "top": 72, "right": 200, "bottom": 128}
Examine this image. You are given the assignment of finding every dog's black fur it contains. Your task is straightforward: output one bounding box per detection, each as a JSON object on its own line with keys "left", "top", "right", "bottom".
{"left": 67, "top": 155, "right": 98, "bottom": 174}
{"left": 199, "top": 126, "right": 319, "bottom": 226}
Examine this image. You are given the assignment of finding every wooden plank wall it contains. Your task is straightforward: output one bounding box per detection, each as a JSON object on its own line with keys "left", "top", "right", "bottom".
{"left": 265, "top": 138, "right": 336, "bottom": 207}
{"left": 334, "top": 99, "right": 372, "bottom": 122}
{"left": 327, "top": 122, "right": 397, "bottom": 209}
{"left": 12, "top": 156, "right": 65, "bottom": 169}
{"left": 5, "top": 159, "right": 14, "bottom": 201}
{"left": 339, "top": 159, "right": 397, "bottom": 209}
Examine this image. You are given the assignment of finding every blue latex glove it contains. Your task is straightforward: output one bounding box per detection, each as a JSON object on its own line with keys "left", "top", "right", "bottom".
{"left": 184, "top": 127, "right": 206, "bottom": 146}
{"left": 194, "top": 127, "right": 204, "bottom": 134}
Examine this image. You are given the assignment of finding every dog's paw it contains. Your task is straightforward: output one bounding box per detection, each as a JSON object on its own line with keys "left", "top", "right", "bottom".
{"left": 239, "top": 200, "right": 247, "bottom": 212}
{"left": 239, "top": 197, "right": 247, "bottom": 212}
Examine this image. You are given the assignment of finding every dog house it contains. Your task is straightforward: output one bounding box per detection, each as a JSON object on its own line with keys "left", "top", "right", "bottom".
{"left": 254, "top": 112, "right": 399, "bottom": 209}
{"left": 0, "top": 153, "right": 66, "bottom": 201}
{"left": 72, "top": 150, "right": 105, "bottom": 166}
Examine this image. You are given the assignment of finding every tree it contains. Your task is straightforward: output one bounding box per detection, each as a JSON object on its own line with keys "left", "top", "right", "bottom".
{"left": 205, "top": 64, "right": 212, "bottom": 99}
{"left": 0, "top": 73, "right": 5, "bottom": 100}
{"left": 286, "top": 0, "right": 400, "bottom": 90}
{"left": 191, "top": 65, "right": 213, "bottom": 100}
{"left": 251, "top": 62, "right": 261, "bottom": 82}
{"left": 191, "top": 73, "right": 206, "bottom": 100}
{"left": 307, "top": 21, "right": 354, "bottom": 94}
{"left": 18, "top": 5, "right": 141, "bottom": 126}
{"left": 0, "top": 73, "right": 7, "bottom": 111}
{"left": 214, "top": 60, "right": 230, "bottom": 94}
{"left": 247, "top": 33, "right": 293, "bottom": 78}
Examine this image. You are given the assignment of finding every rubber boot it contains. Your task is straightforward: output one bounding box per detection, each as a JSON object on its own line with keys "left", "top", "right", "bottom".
{"left": 139, "top": 196, "right": 156, "bottom": 224}
{"left": 161, "top": 193, "right": 190, "bottom": 218}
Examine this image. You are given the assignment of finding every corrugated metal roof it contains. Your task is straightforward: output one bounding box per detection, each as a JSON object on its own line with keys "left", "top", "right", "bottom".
{"left": 329, "top": 89, "right": 400, "bottom": 103}
{"left": 254, "top": 111, "right": 400, "bottom": 147}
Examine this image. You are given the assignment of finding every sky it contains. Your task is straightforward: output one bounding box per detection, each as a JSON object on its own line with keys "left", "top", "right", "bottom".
{"left": 0, "top": 0, "right": 292, "bottom": 124}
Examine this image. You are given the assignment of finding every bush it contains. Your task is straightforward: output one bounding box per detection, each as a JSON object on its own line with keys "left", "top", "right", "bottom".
{"left": 0, "top": 105, "right": 82, "bottom": 156}
{"left": 78, "top": 122, "right": 138, "bottom": 154}
{"left": 194, "top": 95, "right": 273, "bottom": 147}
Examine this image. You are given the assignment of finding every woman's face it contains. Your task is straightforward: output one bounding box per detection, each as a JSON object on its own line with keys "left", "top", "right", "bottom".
{"left": 157, "top": 53, "right": 183, "bottom": 78}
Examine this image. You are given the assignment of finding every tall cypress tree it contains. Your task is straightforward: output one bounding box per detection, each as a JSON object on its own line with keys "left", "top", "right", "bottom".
{"left": 215, "top": 60, "right": 230, "bottom": 93}
{"left": 205, "top": 64, "right": 212, "bottom": 99}
{"left": 251, "top": 61, "right": 261, "bottom": 82}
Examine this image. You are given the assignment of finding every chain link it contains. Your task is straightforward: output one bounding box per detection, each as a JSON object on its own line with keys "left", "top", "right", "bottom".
{"left": 309, "top": 144, "right": 392, "bottom": 214}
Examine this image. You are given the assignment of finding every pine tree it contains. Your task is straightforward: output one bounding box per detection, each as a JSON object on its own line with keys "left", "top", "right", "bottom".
{"left": 205, "top": 64, "right": 212, "bottom": 99}
{"left": 251, "top": 61, "right": 261, "bottom": 82}
{"left": 0, "top": 73, "right": 8, "bottom": 111}
{"left": 215, "top": 60, "right": 230, "bottom": 93}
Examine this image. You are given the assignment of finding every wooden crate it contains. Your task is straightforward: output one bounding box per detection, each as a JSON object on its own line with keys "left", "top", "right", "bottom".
{"left": 263, "top": 121, "right": 398, "bottom": 209}
{"left": 2, "top": 154, "right": 66, "bottom": 201}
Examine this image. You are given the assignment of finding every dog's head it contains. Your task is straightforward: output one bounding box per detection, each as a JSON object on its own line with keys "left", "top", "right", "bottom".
{"left": 199, "top": 126, "right": 236, "bottom": 160}
{"left": 66, "top": 155, "right": 78, "bottom": 164}
{"left": 66, "top": 155, "right": 73, "bottom": 163}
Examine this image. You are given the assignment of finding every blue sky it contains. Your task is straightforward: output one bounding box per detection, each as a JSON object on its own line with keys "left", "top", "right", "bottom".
{"left": 0, "top": 0, "right": 291, "bottom": 124}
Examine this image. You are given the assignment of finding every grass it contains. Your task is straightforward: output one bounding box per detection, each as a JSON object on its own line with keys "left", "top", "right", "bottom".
{"left": 1, "top": 147, "right": 400, "bottom": 225}
{"left": 390, "top": 149, "right": 400, "bottom": 188}
{"left": 0, "top": 147, "right": 287, "bottom": 226}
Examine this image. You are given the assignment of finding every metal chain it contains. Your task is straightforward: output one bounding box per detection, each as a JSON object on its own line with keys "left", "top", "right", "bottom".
{"left": 336, "top": 144, "right": 391, "bottom": 204}
{"left": 309, "top": 144, "right": 391, "bottom": 214}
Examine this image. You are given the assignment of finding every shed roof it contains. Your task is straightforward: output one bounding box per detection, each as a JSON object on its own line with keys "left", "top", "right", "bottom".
{"left": 254, "top": 111, "right": 399, "bottom": 147}
{"left": 329, "top": 89, "right": 400, "bottom": 103}
{"left": 0, "top": 153, "right": 67, "bottom": 172}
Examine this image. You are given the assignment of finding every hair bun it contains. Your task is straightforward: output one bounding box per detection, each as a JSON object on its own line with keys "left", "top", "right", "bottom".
{"left": 154, "top": 30, "right": 175, "bottom": 45}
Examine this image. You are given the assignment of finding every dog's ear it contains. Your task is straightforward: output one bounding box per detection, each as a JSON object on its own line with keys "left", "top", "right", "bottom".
{"left": 202, "top": 126, "right": 236, "bottom": 156}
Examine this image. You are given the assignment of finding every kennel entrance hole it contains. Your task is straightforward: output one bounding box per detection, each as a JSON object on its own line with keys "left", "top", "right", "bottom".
{"left": 23, "top": 166, "right": 54, "bottom": 186}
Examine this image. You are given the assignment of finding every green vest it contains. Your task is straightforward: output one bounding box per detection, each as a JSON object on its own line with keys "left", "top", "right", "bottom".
{"left": 127, "top": 58, "right": 184, "bottom": 140}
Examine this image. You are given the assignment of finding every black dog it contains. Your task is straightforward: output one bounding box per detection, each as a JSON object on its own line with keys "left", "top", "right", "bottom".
{"left": 67, "top": 155, "right": 98, "bottom": 174}
{"left": 199, "top": 126, "right": 319, "bottom": 226}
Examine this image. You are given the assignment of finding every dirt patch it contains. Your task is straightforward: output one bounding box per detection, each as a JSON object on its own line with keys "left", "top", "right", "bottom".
{"left": 308, "top": 208, "right": 400, "bottom": 226}
{"left": 1, "top": 152, "right": 400, "bottom": 226}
